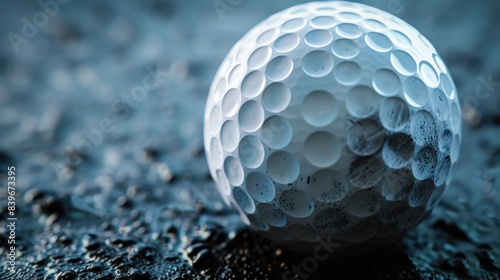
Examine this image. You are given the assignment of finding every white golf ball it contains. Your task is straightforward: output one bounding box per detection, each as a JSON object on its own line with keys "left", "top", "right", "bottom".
{"left": 204, "top": 1, "right": 461, "bottom": 253}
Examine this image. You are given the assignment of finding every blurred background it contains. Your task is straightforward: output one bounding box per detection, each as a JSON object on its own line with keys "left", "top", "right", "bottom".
{"left": 0, "top": 0, "right": 499, "bottom": 279}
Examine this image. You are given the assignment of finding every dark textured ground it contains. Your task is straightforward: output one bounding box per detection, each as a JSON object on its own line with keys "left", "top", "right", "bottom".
{"left": 0, "top": 0, "right": 499, "bottom": 279}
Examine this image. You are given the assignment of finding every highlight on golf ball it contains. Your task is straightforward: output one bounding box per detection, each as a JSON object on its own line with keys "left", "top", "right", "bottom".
{"left": 203, "top": 1, "right": 461, "bottom": 253}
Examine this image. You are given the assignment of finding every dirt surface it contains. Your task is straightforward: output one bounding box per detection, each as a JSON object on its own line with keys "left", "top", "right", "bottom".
{"left": 0, "top": 0, "right": 499, "bottom": 279}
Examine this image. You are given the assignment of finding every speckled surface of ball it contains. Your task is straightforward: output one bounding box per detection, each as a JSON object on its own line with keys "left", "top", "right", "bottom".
{"left": 203, "top": 1, "right": 461, "bottom": 253}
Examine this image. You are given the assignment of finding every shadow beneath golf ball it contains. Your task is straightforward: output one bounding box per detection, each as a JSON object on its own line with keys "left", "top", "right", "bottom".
{"left": 277, "top": 242, "right": 415, "bottom": 278}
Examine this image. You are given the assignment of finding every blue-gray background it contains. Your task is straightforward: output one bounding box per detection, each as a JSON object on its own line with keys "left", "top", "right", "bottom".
{"left": 0, "top": 0, "right": 499, "bottom": 279}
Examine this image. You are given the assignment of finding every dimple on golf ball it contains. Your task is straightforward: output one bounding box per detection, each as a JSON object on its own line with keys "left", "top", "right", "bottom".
{"left": 204, "top": 1, "right": 461, "bottom": 253}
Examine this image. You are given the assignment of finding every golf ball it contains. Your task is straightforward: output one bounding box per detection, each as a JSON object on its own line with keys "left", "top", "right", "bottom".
{"left": 204, "top": 1, "right": 461, "bottom": 253}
